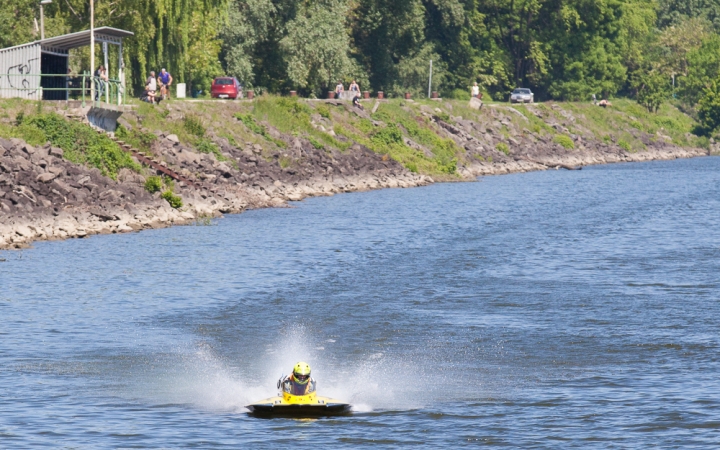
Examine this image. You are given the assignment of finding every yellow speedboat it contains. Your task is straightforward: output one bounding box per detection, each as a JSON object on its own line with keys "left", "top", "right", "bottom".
{"left": 246, "top": 390, "right": 351, "bottom": 417}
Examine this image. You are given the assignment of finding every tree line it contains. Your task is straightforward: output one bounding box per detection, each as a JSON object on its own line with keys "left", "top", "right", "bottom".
{"left": 4, "top": 0, "right": 720, "bottom": 132}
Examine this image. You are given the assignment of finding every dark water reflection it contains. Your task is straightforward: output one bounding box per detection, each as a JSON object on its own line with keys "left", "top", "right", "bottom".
{"left": 1, "top": 157, "right": 719, "bottom": 447}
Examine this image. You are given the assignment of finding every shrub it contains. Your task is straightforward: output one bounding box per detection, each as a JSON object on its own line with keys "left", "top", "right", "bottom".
{"left": 496, "top": 142, "right": 510, "bottom": 155}
{"left": 618, "top": 139, "right": 632, "bottom": 151}
{"left": 553, "top": 134, "right": 575, "bottom": 149}
{"left": 372, "top": 124, "right": 404, "bottom": 146}
{"left": 144, "top": 176, "right": 163, "bottom": 193}
{"left": 316, "top": 105, "right": 331, "bottom": 119}
{"left": 183, "top": 114, "right": 206, "bottom": 137}
{"left": 161, "top": 190, "right": 183, "bottom": 209}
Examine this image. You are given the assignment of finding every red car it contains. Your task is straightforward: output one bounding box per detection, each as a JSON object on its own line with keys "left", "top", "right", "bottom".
{"left": 211, "top": 77, "right": 242, "bottom": 99}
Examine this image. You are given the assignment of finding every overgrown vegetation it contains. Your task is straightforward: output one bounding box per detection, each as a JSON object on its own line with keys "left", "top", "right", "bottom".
{"left": 144, "top": 175, "right": 163, "bottom": 193}
{"left": 161, "top": 190, "right": 183, "bottom": 209}
{"left": 1, "top": 112, "right": 140, "bottom": 179}
{"left": 554, "top": 135, "right": 575, "bottom": 149}
{"left": 496, "top": 142, "right": 510, "bottom": 155}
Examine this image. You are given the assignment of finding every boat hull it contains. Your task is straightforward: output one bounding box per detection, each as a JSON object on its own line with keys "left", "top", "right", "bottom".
{"left": 246, "top": 392, "right": 351, "bottom": 417}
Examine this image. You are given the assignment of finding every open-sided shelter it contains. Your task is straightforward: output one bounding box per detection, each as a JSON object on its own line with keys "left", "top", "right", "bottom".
{"left": 0, "top": 27, "right": 133, "bottom": 101}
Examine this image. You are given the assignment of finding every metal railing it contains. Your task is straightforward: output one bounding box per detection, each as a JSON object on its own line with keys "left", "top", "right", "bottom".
{"left": 0, "top": 72, "right": 125, "bottom": 107}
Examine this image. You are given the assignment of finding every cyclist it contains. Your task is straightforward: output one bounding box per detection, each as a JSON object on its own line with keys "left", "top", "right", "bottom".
{"left": 157, "top": 68, "right": 173, "bottom": 100}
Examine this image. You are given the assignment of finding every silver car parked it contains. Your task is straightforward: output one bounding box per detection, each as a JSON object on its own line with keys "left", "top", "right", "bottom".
{"left": 510, "top": 88, "right": 534, "bottom": 103}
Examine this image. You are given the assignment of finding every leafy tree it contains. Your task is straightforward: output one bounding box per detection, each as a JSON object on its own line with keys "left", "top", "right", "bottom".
{"left": 0, "top": 0, "right": 36, "bottom": 49}
{"left": 696, "top": 77, "right": 720, "bottom": 134}
{"left": 280, "top": 0, "right": 361, "bottom": 94}
{"left": 221, "top": 0, "right": 270, "bottom": 86}
{"left": 679, "top": 35, "right": 720, "bottom": 105}
{"left": 635, "top": 72, "right": 670, "bottom": 113}
{"left": 657, "top": 0, "right": 720, "bottom": 30}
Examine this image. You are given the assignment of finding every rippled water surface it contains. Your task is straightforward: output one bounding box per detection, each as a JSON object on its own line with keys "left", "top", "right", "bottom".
{"left": 2, "top": 158, "right": 720, "bottom": 447}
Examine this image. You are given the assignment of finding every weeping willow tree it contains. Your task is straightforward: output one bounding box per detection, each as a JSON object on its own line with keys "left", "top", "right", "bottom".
{"left": 102, "top": 0, "right": 229, "bottom": 92}
{"left": 29, "top": 0, "right": 228, "bottom": 93}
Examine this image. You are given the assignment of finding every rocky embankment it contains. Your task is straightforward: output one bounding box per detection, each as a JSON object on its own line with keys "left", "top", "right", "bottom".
{"left": 0, "top": 133, "right": 430, "bottom": 250}
{"left": 413, "top": 103, "right": 708, "bottom": 177}
{"left": 0, "top": 99, "right": 711, "bottom": 251}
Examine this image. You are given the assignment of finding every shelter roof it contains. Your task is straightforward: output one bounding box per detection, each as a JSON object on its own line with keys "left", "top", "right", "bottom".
{"left": 40, "top": 27, "right": 134, "bottom": 50}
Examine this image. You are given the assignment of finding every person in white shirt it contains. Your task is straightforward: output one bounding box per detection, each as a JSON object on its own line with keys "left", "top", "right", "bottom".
{"left": 471, "top": 82, "right": 480, "bottom": 98}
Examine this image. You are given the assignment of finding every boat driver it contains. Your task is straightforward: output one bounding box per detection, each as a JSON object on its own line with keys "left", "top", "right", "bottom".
{"left": 279, "top": 361, "right": 316, "bottom": 395}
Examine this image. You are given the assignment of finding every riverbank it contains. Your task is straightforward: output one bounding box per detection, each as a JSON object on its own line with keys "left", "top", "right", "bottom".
{"left": 0, "top": 97, "right": 712, "bottom": 250}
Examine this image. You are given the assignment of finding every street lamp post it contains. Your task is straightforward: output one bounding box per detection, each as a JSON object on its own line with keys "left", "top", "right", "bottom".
{"left": 39, "top": 0, "right": 52, "bottom": 41}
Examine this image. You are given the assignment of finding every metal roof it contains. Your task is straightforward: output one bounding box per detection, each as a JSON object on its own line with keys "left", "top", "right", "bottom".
{"left": 40, "top": 27, "right": 134, "bottom": 50}
{"left": 0, "top": 27, "right": 134, "bottom": 54}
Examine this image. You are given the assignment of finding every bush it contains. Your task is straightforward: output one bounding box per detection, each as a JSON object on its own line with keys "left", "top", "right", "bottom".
{"left": 316, "top": 105, "right": 331, "bottom": 119}
{"left": 449, "top": 88, "right": 470, "bottom": 100}
{"left": 161, "top": 190, "right": 183, "bottom": 209}
{"left": 496, "top": 142, "right": 510, "bottom": 155}
{"left": 372, "top": 124, "right": 404, "bottom": 146}
{"left": 183, "top": 115, "right": 206, "bottom": 137}
{"left": 618, "top": 139, "right": 632, "bottom": 151}
{"left": 696, "top": 78, "right": 720, "bottom": 136}
{"left": 553, "top": 134, "right": 575, "bottom": 149}
{"left": 145, "top": 176, "right": 163, "bottom": 193}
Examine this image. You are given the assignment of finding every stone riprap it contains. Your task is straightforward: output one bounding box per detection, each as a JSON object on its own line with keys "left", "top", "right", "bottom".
{"left": 0, "top": 99, "right": 711, "bottom": 251}
{"left": 0, "top": 132, "right": 431, "bottom": 250}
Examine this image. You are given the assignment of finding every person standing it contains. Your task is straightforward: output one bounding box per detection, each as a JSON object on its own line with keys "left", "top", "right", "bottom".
{"left": 335, "top": 80, "right": 344, "bottom": 99}
{"left": 157, "top": 68, "right": 173, "bottom": 100}
{"left": 94, "top": 65, "right": 108, "bottom": 101}
{"left": 146, "top": 71, "right": 157, "bottom": 93}
{"left": 471, "top": 82, "right": 480, "bottom": 98}
{"left": 592, "top": 93, "right": 597, "bottom": 105}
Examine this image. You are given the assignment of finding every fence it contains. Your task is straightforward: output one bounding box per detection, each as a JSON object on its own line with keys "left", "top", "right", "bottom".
{"left": 0, "top": 72, "right": 125, "bottom": 107}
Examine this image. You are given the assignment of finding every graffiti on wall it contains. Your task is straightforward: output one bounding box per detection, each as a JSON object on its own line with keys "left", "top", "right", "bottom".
{"left": 5, "top": 58, "right": 40, "bottom": 96}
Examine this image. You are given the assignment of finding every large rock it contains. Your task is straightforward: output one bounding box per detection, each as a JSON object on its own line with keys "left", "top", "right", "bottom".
{"left": 37, "top": 172, "right": 57, "bottom": 183}
{"left": 468, "top": 97, "right": 483, "bottom": 110}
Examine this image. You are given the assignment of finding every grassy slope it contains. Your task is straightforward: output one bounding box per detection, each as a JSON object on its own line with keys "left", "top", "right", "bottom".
{"left": 0, "top": 97, "right": 708, "bottom": 182}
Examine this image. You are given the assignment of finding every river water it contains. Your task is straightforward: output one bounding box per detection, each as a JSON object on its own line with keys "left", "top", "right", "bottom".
{"left": 2, "top": 158, "right": 720, "bottom": 447}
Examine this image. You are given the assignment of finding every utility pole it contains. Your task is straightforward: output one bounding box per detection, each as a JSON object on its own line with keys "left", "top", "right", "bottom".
{"left": 39, "top": 0, "right": 52, "bottom": 40}
{"left": 428, "top": 60, "right": 433, "bottom": 99}
{"left": 90, "top": 0, "right": 94, "bottom": 103}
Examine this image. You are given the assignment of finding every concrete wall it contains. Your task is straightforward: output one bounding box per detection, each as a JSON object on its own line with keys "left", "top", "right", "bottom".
{"left": 0, "top": 43, "right": 41, "bottom": 100}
